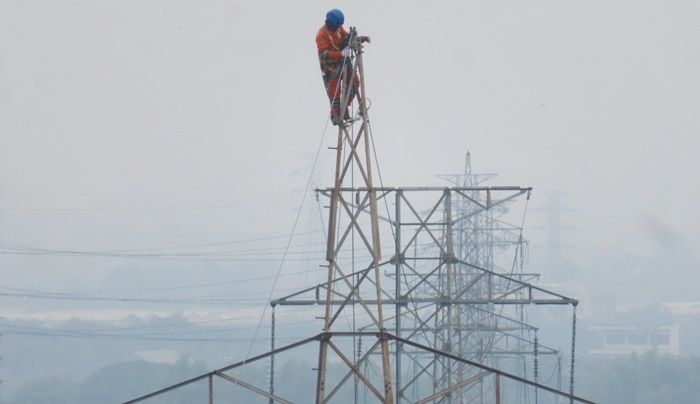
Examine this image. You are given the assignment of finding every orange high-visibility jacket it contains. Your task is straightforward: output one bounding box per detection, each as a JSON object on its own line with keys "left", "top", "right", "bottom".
{"left": 316, "top": 25, "right": 349, "bottom": 74}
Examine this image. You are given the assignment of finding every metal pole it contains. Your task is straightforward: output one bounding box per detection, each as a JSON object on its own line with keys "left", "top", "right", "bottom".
{"left": 395, "top": 190, "right": 402, "bottom": 403}
{"left": 316, "top": 122, "right": 344, "bottom": 404}
{"left": 444, "top": 189, "right": 454, "bottom": 401}
{"left": 270, "top": 306, "right": 276, "bottom": 404}
{"left": 208, "top": 374, "right": 213, "bottom": 404}
{"left": 495, "top": 374, "right": 501, "bottom": 404}
{"left": 534, "top": 331, "right": 539, "bottom": 404}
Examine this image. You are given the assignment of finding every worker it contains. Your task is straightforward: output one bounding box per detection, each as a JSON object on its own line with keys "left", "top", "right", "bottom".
{"left": 315, "top": 9, "right": 369, "bottom": 125}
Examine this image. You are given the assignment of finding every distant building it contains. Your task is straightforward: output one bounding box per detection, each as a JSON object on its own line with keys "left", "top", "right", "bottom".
{"left": 662, "top": 301, "right": 700, "bottom": 316}
{"left": 587, "top": 325, "right": 679, "bottom": 356}
{"left": 134, "top": 350, "right": 182, "bottom": 364}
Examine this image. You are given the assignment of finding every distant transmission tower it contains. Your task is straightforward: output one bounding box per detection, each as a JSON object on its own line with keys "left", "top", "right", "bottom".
{"left": 536, "top": 192, "right": 576, "bottom": 278}
{"left": 274, "top": 158, "right": 581, "bottom": 403}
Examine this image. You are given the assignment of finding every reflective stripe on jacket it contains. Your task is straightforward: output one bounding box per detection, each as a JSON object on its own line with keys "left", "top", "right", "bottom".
{"left": 316, "top": 25, "right": 349, "bottom": 75}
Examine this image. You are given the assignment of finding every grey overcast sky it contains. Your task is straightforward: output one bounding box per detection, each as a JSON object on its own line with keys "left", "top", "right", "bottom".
{"left": 0, "top": 1, "right": 698, "bottom": 293}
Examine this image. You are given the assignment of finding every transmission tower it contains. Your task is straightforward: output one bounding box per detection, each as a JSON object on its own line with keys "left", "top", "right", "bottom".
{"left": 434, "top": 152, "right": 554, "bottom": 403}
{"left": 274, "top": 183, "right": 577, "bottom": 402}
{"left": 123, "top": 29, "right": 593, "bottom": 404}
{"left": 535, "top": 191, "right": 576, "bottom": 278}
{"left": 315, "top": 27, "right": 393, "bottom": 403}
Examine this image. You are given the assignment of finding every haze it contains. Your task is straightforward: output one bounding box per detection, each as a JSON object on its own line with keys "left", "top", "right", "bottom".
{"left": 0, "top": 1, "right": 698, "bottom": 403}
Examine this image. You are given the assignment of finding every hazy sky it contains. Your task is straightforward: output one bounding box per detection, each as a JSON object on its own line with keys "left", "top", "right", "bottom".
{"left": 0, "top": 1, "right": 698, "bottom": 298}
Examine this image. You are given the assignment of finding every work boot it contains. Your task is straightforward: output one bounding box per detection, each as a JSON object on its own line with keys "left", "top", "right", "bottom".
{"left": 344, "top": 115, "right": 359, "bottom": 125}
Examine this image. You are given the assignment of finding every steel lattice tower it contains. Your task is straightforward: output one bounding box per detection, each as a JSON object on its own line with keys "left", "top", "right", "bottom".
{"left": 315, "top": 28, "right": 394, "bottom": 404}
{"left": 123, "top": 29, "right": 593, "bottom": 404}
{"left": 433, "top": 152, "right": 549, "bottom": 403}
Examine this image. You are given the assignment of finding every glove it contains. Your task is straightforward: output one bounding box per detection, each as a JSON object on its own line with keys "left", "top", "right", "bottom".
{"left": 341, "top": 48, "right": 352, "bottom": 57}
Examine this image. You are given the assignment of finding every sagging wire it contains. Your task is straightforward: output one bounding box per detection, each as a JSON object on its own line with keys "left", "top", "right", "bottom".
{"left": 230, "top": 107, "right": 333, "bottom": 382}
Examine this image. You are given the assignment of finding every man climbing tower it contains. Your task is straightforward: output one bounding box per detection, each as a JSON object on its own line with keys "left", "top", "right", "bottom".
{"left": 315, "top": 9, "right": 369, "bottom": 125}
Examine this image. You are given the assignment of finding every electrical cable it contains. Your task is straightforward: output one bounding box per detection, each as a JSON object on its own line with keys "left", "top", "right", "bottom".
{"left": 0, "top": 290, "right": 274, "bottom": 305}
{"left": 0, "top": 268, "right": 321, "bottom": 296}
{"left": 0, "top": 230, "right": 323, "bottom": 255}
{"left": 0, "top": 329, "right": 304, "bottom": 343}
{"left": 0, "top": 245, "right": 327, "bottom": 258}
{"left": 232, "top": 110, "right": 333, "bottom": 380}
{"left": 221, "top": 48, "right": 358, "bottom": 401}
{"left": 0, "top": 318, "right": 317, "bottom": 339}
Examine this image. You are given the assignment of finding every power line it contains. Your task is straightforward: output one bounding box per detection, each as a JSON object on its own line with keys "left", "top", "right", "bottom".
{"left": 0, "top": 253, "right": 321, "bottom": 263}
{"left": 0, "top": 230, "right": 325, "bottom": 255}
{"left": 0, "top": 329, "right": 303, "bottom": 343}
{"left": 234, "top": 111, "right": 332, "bottom": 383}
{"left": 0, "top": 245, "right": 326, "bottom": 258}
{"left": 0, "top": 319, "right": 316, "bottom": 338}
{"left": 0, "top": 291, "right": 267, "bottom": 305}
{"left": 0, "top": 268, "right": 321, "bottom": 296}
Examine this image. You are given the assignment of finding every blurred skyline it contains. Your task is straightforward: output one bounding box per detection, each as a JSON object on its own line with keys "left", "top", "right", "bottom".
{"left": 0, "top": 0, "right": 697, "bottom": 315}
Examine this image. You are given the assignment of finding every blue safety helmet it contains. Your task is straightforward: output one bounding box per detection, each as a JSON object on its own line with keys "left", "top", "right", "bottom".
{"left": 325, "top": 9, "right": 344, "bottom": 31}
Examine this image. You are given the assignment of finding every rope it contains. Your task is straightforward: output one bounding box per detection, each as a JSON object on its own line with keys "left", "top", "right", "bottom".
{"left": 233, "top": 39, "right": 359, "bottom": 387}
{"left": 367, "top": 120, "right": 395, "bottom": 242}
{"left": 228, "top": 114, "right": 332, "bottom": 392}
{"left": 510, "top": 189, "right": 531, "bottom": 275}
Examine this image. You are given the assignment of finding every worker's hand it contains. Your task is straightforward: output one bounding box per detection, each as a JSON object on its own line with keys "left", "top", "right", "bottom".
{"left": 359, "top": 36, "right": 371, "bottom": 44}
{"left": 341, "top": 48, "right": 352, "bottom": 57}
